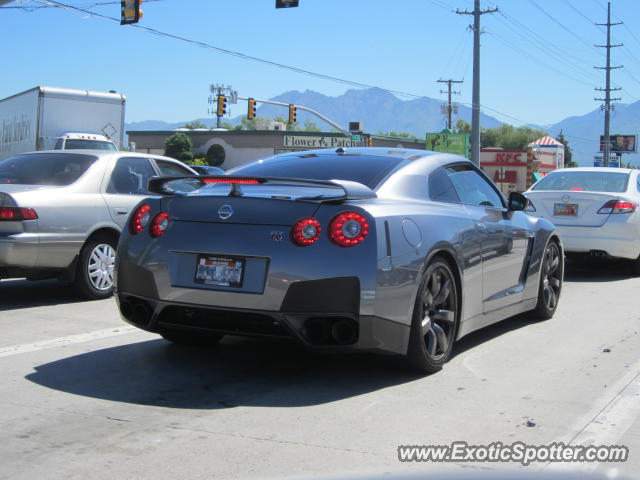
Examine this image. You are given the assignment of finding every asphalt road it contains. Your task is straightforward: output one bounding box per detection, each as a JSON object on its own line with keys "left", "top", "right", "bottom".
{"left": 0, "top": 258, "right": 639, "bottom": 480}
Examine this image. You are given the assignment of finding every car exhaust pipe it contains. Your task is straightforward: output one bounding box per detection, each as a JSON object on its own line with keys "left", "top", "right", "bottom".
{"left": 302, "top": 318, "right": 332, "bottom": 345}
{"left": 119, "top": 299, "right": 133, "bottom": 321}
{"left": 131, "top": 301, "right": 153, "bottom": 327}
{"left": 331, "top": 318, "right": 358, "bottom": 345}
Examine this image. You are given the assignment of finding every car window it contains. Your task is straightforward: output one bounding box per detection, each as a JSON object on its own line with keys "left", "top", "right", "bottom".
{"left": 229, "top": 153, "right": 406, "bottom": 189}
{"left": 444, "top": 164, "right": 504, "bottom": 208}
{"left": 107, "top": 157, "right": 156, "bottom": 194}
{"left": 429, "top": 167, "right": 461, "bottom": 203}
{"left": 64, "top": 139, "right": 116, "bottom": 150}
{"left": 637, "top": 174, "right": 640, "bottom": 193}
{"left": 531, "top": 171, "right": 629, "bottom": 192}
{"left": 155, "top": 160, "right": 194, "bottom": 176}
{"left": 0, "top": 152, "right": 98, "bottom": 186}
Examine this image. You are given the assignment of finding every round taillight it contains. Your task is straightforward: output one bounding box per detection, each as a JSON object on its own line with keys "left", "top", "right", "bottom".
{"left": 329, "top": 212, "right": 369, "bottom": 247}
{"left": 130, "top": 204, "right": 151, "bottom": 234}
{"left": 150, "top": 212, "right": 170, "bottom": 237}
{"left": 292, "top": 218, "right": 321, "bottom": 246}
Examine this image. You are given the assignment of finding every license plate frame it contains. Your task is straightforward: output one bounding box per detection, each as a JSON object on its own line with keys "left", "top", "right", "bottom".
{"left": 554, "top": 203, "right": 578, "bottom": 216}
{"left": 194, "top": 255, "right": 245, "bottom": 288}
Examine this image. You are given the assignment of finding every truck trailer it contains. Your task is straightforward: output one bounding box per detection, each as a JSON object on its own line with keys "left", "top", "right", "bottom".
{"left": 0, "top": 86, "right": 126, "bottom": 161}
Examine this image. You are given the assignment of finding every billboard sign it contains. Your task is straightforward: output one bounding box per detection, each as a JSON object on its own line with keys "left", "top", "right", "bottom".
{"left": 426, "top": 132, "right": 469, "bottom": 158}
{"left": 599, "top": 134, "right": 637, "bottom": 153}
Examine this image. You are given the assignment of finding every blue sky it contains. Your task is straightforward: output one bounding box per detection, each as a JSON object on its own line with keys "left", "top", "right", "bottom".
{"left": 2, "top": 0, "right": 640, "bottom": 130}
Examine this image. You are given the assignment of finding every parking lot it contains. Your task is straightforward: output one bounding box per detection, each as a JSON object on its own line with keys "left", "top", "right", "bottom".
{"left": 0, "top": 258, "right": 639, "bottom": 479}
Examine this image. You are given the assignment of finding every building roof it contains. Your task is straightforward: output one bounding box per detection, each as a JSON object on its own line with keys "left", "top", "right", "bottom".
{"left": 529, "top": 135, "right": 564, "bottom": 147}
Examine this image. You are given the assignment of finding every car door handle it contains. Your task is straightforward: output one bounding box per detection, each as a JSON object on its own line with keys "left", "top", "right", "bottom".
{"left": 115, "top": 209, "right": 129, "bottom": 215}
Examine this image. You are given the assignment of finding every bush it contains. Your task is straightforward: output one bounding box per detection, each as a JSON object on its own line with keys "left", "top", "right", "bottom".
{"left": 179, "top": 151, "right": 194, "bottom": 162}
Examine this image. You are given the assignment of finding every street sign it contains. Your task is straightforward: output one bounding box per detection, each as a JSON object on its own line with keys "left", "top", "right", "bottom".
{"left": 594, "top": 160, "right": 620, "bottom": 168}
{"left": 350, "top": 134, "right": 361, "bottom": 141}
{"left": 426, "top": 132, "right": 469, "bottom": 158}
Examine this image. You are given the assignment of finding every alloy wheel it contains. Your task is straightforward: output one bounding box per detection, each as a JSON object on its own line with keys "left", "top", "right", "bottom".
{"left": 542, "top": 242, "right": 561, "bottom": 310}
{"left": 87, "top": 243, "right": 116, "bottom": 291}
{"left": 420, "top": 264, "right": 457, "bottom": 361}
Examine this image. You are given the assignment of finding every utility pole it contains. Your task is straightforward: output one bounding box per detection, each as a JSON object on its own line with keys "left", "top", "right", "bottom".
{"left": 438, "top": 79, "right": 463, "bottom": 130}
{"left": 594, "top": 1, "right": 622, "bottom": 167}
{"left": 457, "top": 1, "right": 498, "bottom": 165}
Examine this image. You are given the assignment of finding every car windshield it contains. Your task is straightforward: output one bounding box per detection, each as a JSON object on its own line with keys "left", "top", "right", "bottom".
{"left": 531, "top": 171, "right": 629, "bottom": 192}
{"left": 64, "top": 139, "right": 117, "bottom": 150}
{"left": 228, "top": 153, "right": 405, "bottom": 189}
{"left": 0, "top": 152, "right": 99, "bottom": 186}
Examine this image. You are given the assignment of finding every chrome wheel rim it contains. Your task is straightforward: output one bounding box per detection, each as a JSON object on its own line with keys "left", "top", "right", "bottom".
{"left": 420, "top": 265, "right": 457, "bottom": 361}
{"left": 542, "top": 242, "right": 561, "bottom": 310}
{"left": 87, "top": 243, "right": 115, "bottom": 291}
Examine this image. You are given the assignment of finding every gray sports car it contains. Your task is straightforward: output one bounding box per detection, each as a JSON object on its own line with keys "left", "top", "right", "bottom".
{"left": 114, "top": 147, "right": 563, "bottom": 373}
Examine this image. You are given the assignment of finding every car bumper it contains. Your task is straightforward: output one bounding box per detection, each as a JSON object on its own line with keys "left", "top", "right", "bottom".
{"left": 115, "top": 288, "right": 410, "bottom": 355}
{"left": 0, "top": 233, "right": 39, "bottom": 268}
{"left": 557, "top": 223, "right": 640, "bottom": 260}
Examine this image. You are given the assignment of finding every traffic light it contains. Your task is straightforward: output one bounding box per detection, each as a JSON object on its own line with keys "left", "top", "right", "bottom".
{"left": 121, "top": 0, "right": 143, "bottom": 24}
{"left": 276, "top": 0, "right": 299, "bottom": 7}
{"left": 288, "top": 104, "right": 297, "bottom": 124}
{"left": 247, "top": 98, "right": 256, "bottom": 120}
{"left": 216, "top": 94, "right": 227, "bottom": 116}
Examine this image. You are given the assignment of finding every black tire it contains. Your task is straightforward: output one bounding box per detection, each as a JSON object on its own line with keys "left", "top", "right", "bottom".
{"left": 529, "top": 239, "right": 563, "bottom": 320}
{"left": 404, "top": 256, "right": 459, "bottom": 375}
{"left": 74, "top": 234, "right": 117, "bottom": 300}
{"left": 160, "top": 329, "right": 224, "bottom": 346}
{"left": 630, "top": 256, "right": 640, "bottom": 276}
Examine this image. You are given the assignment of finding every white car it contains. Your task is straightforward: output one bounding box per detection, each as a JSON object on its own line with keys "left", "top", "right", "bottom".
{"left": 525, "top": 167, "right": 640, "bottom": 274}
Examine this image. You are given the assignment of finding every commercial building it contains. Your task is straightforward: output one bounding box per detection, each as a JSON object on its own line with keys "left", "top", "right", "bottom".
{"left": 127, "top": 130, "right": 424, "bottom": 170}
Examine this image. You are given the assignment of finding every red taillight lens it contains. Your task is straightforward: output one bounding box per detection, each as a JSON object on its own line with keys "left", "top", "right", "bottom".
{"left": 150, "top": 212, "right": 170, "bottom": 237}
{"left": 329, "top": 212, "right": 369, "bottom": 247}
{"left": 0, "top": 207, "right": 38, "bottom": 221}
{"left": 130, "top": 204, "right": 151, "bottom": 234}
{"left": 597, "top": 200, "right": 637, "bottom": 214}
{"left": 292, "top": 218, "right": 321, "bottom": 246}
{"left": 202, "top": 178, "right": 260, "bottom": 184}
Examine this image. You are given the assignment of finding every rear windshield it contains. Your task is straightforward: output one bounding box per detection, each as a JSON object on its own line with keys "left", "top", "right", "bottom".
{"left": 0, "top": 153, "right": 99, "bottom": 186}
{"left": 228, "top": 153, "right": 405, "bottom": 189}
{"left": 531, "top": 171, "right": 629, "bottom": 193}
{"left": 64, "top": 139, "right": 117, "bottom": 151}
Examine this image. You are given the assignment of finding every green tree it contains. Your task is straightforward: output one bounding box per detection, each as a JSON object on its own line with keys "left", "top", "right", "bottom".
{"left": 302, "top": 119, "right": 321, "bottom": 132}
{"left": 455, "top": 119, "right": 472, "bottom": 134}
{"left": 480, "top": 124, "right": 547, "bottom": 149}
{"left": 183, "top": 120, "right": 207, "bottom": 129}
{"left": 164, "top": 132, "right": 192, "bottom": 160}
{"left": 556, "top": 130, "right": 578, "bottom": 168}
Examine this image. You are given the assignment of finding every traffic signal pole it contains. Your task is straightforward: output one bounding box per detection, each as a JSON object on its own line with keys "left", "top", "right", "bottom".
{"left": 237, "top": 96, "right": 350, "bottom": 136}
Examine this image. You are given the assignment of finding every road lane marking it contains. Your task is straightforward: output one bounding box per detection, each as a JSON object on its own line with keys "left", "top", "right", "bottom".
{"left": 547, "top": 361, "right": 640, "bottom": 473}
{"left": 0, "top": 326, "right": 140, "bottom": 358}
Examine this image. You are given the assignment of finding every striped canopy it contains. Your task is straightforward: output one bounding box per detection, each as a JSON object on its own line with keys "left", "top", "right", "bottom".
{"left": 529, "top": 136, "right": 564, "bottom": 147}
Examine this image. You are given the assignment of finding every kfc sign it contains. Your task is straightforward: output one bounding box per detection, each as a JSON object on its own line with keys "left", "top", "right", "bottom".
{"left": 494, "top": 152, "right": 522, "bottom": 162}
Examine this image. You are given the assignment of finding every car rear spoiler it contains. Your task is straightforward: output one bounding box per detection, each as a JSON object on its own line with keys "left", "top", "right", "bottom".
{"left": 147, "top": 175, "right": 377, "bottom": 202}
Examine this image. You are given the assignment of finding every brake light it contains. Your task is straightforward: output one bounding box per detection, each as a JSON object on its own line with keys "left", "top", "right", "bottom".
{"left": 597, "top": 200, "right": 637, "bottom": 214}
{"left": 292, "top": 218, "right": 321, "bottom": 246}
{"left": 130, "top": 204, "right": 151, "bottom": 234}
{"left": 202, "top": 178, "right": 260, "bottom": 184}
{"left": 329, "top": 212, "right": 369, "bottom": 247}
{"left": 570, "top": 187, "right": 584, "bottom": 191}
{"left": 0, "top": 207, "right": 38, "bottom": 221}
{"left": 150, "top": 212, "right": 170, "bottom": 237}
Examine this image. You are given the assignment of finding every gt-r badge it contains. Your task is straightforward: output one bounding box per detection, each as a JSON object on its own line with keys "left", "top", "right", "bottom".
{"left": 271, "top": 231, "right": 284, "bottom": 242}
{"left": 218, "top": 204, "right": 233, "bottom": 220}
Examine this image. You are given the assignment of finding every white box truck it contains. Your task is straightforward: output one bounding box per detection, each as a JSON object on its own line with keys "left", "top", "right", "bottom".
{"left": 0, "top": 86, "right": 126, "bottom": 161}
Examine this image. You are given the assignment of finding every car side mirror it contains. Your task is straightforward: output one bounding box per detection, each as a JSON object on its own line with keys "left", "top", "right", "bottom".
{"left": 508, "top": 191, "right": 528, "bottom": 211}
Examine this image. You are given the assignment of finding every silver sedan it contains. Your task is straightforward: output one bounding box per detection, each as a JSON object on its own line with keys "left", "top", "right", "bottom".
{"left": 0, "top": 150, "right": 196, "bottom": 299}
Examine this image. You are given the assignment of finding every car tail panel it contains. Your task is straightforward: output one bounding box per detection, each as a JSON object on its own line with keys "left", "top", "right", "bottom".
{"left": 525, "top": 191, "right": 632, "bottom": 227}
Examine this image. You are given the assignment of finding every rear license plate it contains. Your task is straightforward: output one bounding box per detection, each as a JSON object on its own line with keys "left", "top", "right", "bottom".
{"left": 195, "top": 255, "right": 245, "bottom": 288}
{"left": 554, "top": 203, "right": 578, "bottom": 216}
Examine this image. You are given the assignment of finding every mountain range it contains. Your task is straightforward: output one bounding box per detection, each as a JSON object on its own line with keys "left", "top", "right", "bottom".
{"left": 125, "top": 88, "right": 640, "bottom": 167}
